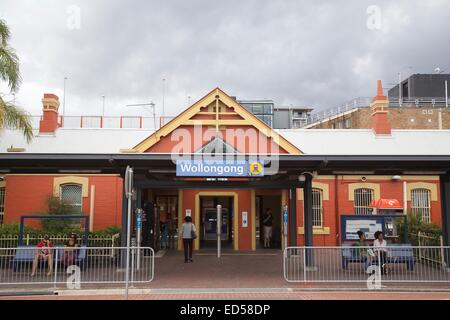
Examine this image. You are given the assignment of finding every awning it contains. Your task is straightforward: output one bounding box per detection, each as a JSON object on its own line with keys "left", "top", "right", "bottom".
{"left": 369, "top": 199, "right": 403, "bottom": 209}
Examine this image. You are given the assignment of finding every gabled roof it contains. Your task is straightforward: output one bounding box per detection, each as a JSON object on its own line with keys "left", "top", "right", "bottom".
{"left": 132, "top": 87, "right": 303, "bottom": 154}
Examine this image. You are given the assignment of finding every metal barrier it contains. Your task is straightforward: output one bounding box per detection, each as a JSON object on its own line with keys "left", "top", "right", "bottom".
{"left": 284, "top": 246, "right": 450, "bottom": 284}
{"left": 0, "top": 234, "right": 121, "bottom": 258}
{"left": 0, "top": 246, "right": 154, "bottom": 286}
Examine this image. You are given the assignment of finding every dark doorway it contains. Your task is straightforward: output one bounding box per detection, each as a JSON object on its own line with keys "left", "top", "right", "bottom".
{"left": 257, "top": 195, "right": 282, "bottom": 249}
{"left": 200, "top": 196, "right": 234, "bottom": 249}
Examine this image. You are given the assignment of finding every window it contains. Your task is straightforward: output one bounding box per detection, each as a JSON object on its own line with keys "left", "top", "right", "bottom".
{"left": 354, "top": 188, "right": 374, "bottom": 215}
{"left": 312, "top": 188, "right": 323, "bottom": 227}
{"left": 0, "top": 187, "right": 5, "bottom": 224}
{"left": 411, "top": 188, "right": 431, "bottom": 223}
{"left": 60, "top": 184, "right": 83, "bottom": 213}
{"left": 345, "top": 119, "right": 351, "bottom": 129}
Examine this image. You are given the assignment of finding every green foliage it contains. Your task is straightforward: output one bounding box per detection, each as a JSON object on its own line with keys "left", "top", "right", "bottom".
{"left": 40, "top": 196, "right": 81, "bottom": 234}
{"left": 0, "top": 223, "right": 37, "bottom": 236}
{"left": 398, "top": 213, "right": 442, "bottom": 245}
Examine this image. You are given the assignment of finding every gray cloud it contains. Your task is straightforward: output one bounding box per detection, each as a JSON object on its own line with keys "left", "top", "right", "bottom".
{"left": 1, "top": 0, "right": 449, "bottom": 118}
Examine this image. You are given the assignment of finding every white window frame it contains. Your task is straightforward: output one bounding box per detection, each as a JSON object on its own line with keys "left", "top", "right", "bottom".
{"left": 411, "top": 188, "right": 431, "bottom": 223}
{"left": 60, "top": 184, "right": 83, "bottom": 214}
{"left": 312, "top": 188, "right": 323, "bottom": 227}
{"left": 354, "top": 188, "right": 374, "bottom": 215}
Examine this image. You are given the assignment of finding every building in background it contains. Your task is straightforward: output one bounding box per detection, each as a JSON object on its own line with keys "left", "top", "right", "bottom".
{"left": 304, "top": 73, "right": 450, "bottom": 130}
{"left": 239, "top": 100, "right": 313, "bottom": 129}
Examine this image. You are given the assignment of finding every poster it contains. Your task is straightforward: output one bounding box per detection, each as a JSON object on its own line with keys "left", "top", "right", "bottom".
{"left": 345, "top": 219, "right": 382, "bottom": 240}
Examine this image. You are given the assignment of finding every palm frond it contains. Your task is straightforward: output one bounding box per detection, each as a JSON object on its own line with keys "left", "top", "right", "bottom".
{"left": 0, "top": 19, "right": 11, "bottom": 46}
{"left": 0, "top": 18, "right": 21, "bottom": 92}
{"left": 0, "top": 46, "right": 21, "bottom": 92}
{"left": 0, "top": 97, "right": 33, "bottom": 142}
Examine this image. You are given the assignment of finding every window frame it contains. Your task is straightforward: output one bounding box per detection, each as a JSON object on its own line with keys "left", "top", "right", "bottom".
{"left": 312, "top": 188, "right": 324, "bottom": 227}
{"left": 354, "top": 188, "right": 374, "bottom": 215}
{"left": 410, "top": 188, "right": 431, "bottom": 223}
{"left": 59, "top": 183, "right": 83, "bottom": 214}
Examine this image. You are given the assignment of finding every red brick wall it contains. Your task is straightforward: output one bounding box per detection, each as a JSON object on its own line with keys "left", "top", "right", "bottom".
{"left": 295, "top": 178, "right": 442, "bottom": 246}
{"left": 3, "top": 175, "right": 123, "bottom": 231}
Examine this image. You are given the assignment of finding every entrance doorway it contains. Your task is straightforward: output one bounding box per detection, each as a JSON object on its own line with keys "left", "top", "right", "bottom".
{"left": 256, "top": 195, "right": 282, "bottom": 249}
{"left": 199, "top": 196, "right": 234, "bottom": 249}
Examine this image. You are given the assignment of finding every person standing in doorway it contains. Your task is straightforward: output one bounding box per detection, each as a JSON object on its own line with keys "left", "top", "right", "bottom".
{"left": 180, "top": 216, "right": 196, "bottom": 263}
{"left": 263, "top": 208, "right": 274, "bottom": 248}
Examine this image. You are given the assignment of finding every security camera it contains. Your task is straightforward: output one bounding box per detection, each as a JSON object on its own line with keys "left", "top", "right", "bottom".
{"left": 361, "top": 176, "right": 367, "bottom": 182}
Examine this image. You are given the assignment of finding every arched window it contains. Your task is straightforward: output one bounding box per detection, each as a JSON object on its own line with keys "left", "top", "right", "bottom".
{"left": 411, "top": 188, "right": 431, "bottom": 223}
{"left": 354, "top": 188, "right": 374, "bottom": 215}
{"left": 60, "top": 184, "right": 83, "bottom": 214}
{"left": 312, "top": 188, "right": 323, "bottom": 227}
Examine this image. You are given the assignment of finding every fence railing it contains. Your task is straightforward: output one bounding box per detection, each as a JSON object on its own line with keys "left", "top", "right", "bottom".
{"left": 284, "top": 246, "right": 450, "bottom": 284}
{"left": 0, "top": 246, "right": 154, "bottom": 286}
{"left": 0, "top": 234, "right": 120, "bottom": 258}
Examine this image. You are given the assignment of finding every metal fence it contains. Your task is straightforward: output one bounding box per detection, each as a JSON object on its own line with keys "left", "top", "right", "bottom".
{"left": 0, "top": 246, "right": 154, "bottom": 286}
{"left": 0, "top": 234, "right": 120, "bottom": 258}
{"left": 284, "top": 246, "right": 450, "bottom": 284}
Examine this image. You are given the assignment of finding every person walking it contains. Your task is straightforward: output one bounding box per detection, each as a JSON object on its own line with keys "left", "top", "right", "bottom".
{"left": 180, "top": 216, "right": 196, "bottom": 263}
{"left": 262, "top": 209, "right": 274, "bottom": 248}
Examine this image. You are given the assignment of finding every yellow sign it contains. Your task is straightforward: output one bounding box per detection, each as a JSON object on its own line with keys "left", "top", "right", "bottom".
{"left": 249, "top": 161, "right": 263, "bottom": 176}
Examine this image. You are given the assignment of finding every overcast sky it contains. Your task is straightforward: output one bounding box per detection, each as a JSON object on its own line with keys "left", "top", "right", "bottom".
{"left": 1, "top": 0, "right": 449, "bottom": 118}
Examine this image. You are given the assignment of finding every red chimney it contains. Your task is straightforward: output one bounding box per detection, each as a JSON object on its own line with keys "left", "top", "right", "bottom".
{"left": 370, "top": 80, "right": 391, "bottom": 135}
{"left": 39, "top": 93, "right": 60, "bottom": 134}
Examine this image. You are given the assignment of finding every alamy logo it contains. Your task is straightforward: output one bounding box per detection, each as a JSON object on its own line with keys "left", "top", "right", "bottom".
{"left": 66, "top": 265, "right": 81, "bottom": 289}
{"left": 366, "top": 265, "right": 381, "bottom": 290}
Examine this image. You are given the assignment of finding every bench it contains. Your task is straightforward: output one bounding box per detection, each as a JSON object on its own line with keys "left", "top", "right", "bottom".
{"left": 341, "top": 244, "right": 415, "bottom": 271}
{"left": 11, "top": 246, "right": 87, "bottom": 272}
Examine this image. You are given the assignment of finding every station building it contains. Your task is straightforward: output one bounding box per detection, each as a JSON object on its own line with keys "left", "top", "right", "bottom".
{"left": 1, "top": 82, "right": 450, "bottom": 250}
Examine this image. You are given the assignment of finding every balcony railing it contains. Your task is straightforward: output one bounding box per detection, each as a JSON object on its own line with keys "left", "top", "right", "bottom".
{"left": 28, "top": 116, "right": 178, "bottom": 130}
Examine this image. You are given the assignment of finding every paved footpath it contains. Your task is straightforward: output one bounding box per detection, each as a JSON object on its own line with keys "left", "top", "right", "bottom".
{"left": 2, "top": 291, "right": 450, "bottom": 300}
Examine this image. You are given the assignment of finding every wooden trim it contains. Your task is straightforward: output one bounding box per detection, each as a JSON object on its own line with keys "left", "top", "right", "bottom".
{"left": 348, "top": 182, "right": 380, "bottom": 201}
{"left": 53, "top": 176, "right": 89, "bottom": 198}
{"left": 194, "top": 191, "right": 239, "bottom": 250}
{"left": 251, "top": 189, "right": 256, "bottom": 251}
{"left": 297, "top": 182, "right": 330, "bottom": 201}
{"left": 298, "top": 226, "right": 330, "bottom": 235}
{"left": 132, "top": 87, "right": 302, "bottom": 154}
{"left": 406, "top": 182, "right": 438, "bottom": 201}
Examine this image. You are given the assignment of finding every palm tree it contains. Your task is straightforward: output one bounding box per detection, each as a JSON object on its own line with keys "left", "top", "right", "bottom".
{"left": 0, "top": 18, "right": 33, "bottom": 142}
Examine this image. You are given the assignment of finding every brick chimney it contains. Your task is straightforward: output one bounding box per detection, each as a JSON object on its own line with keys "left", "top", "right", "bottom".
{"left": 371, "top": 80, "right": 391, "bottom": 135}
{"left": 39, "top": 93, "right": 60, "bottom": 134}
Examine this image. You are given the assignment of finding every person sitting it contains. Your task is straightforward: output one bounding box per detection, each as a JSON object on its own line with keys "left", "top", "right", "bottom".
{"left": 373, "top": 231, "right": 389, "bottom": 275}
{"left": 60, "top": 233, "right": 79, "bottom": 266}
{"left": 352, "top": 230, "right": 372, "bottom": 270}
{"left": 31, "top": 235, "right": 54, "bottom": 276}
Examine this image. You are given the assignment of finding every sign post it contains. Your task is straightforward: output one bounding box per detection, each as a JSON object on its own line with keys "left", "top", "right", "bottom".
{"left": 124, "top": 166, "right": 133, "bottom": 300}
{"left": 283, "top": 205, "right": 288, "bottom": 251}
{"left": 217, "top": 204, "right": 222, "bottom": 258}
{"left": 135, "top": 208, "right": 143, "bottom": 271}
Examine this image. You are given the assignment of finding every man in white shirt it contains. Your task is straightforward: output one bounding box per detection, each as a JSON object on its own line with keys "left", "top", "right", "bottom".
{"left": 373, "top": 231, "right": 389, "bottom": 274}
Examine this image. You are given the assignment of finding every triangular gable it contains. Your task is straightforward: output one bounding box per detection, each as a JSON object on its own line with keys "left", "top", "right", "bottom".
{"left": 196, "top": 136, "right": 241, "bottom": 154}
{"left": 132, "top": 87, "right": 302, "bottom": 154}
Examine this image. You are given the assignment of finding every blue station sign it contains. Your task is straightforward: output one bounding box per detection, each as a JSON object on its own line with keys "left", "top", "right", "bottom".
{"left": 176, "top": 160, "right": 264, "bottom": 177}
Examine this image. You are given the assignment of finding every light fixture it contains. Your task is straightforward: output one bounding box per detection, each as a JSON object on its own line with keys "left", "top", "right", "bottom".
{"left": 391, "top": 175, "right": 402, "bottom": 181}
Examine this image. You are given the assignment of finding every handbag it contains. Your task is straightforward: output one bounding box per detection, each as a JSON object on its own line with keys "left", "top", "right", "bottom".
{"left": 190, "top": 223, "right": 197, "bottom": 240}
